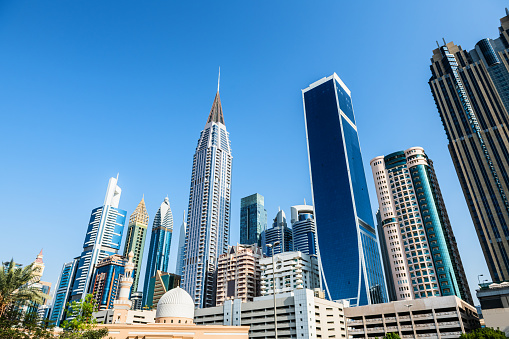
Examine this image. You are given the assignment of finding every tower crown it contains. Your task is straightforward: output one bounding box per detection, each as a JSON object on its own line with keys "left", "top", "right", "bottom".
{"left": 206, "top": 91, "right": 225, "bottom": 125}
{"left": 129, "top": 197, "right": 149, "bottom": 225}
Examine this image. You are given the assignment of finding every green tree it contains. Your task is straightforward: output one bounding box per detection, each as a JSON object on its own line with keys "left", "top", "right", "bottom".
{"left": 384, "top": 333, "right": 401, "bottom": 339}
{"left": 0, "top": 260, "right": 50, "bottom": 317}
{"left": 59, "top": 294, "right": 109, "bottom": 339}
{"left": 460, "top": 327, "right": 508, "bottom": 339}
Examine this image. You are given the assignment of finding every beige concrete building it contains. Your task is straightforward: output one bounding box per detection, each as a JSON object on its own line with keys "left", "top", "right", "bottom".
{"left": 216, "top": 244, "right": 263, "bottom": 305}
{"left": 476, "top": 281, "right": 509, "bottom": 335}
{"left": 96, "top": 272, "right": 249, "bottom": 339}
{"left": 345, "top": 296, "right": 480, "bottom": 339}
{"left": 195, "top": 288, "right": 347, "bottom": 339}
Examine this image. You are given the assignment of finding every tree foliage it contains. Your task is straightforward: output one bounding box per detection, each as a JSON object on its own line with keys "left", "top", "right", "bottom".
{"left": 384, "top": 333, "right": 401, "bottom": 339}
{"left": 0, "top": 260, "right": 50, "bottom": 318}
{"left": 460, "top": 327, "right": 508, "bottom": 339}
{"left": 59, "top": 294, "right": 109, "bottom": 339}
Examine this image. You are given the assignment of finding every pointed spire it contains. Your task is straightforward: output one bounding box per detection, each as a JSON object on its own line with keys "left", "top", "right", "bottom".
{"left": 129, "top": 196, "right": 149, "bottom": 226}
{"left": 506, "top": 7, "right": 509, "bottom": 16}
{"left": 207, "top": 91, "right": 225, "bottom": 125}
{"left": 217, "top": 67, "right": 220, "bottom": 93}
{"left": 35, "top": 249, "right": 44, "bottom": 264}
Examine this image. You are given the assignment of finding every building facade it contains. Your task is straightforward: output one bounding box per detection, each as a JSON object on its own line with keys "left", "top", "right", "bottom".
{"left": 476, "top": 281, "right": 509, "bottom": 335}
{"left": 428, "top": 10, "right": 509, "bottom": 282}
{"left": 49, "top": 257, "right": 79, "bottom": 326}
{"left": 91, "top": 254, "right": 128, "bottom": 310}
{"left": 182, "top": 89, "right": 233, "bottom": 308}
{"left": 346, "top": 295, "right": 480, "bottom": 339}
{"left": 291, "top": 204, "right": 317, "bottom": 255}
{"left": 176, "top": 211, "right": 187, "bottom": 277}
{"left": 262, "top": 209, "right": 293, "bottom": 256}
{"left": 145, "top": 271, "right": 181, "bottom": 309}
{"left": 142, "top": 197, "right": 173, "bottom": 307}
{"left": 240, "top": 193, "right": 268, "bottom": 247}
{"left": 216, "top": 244, "right": 263, "bottom": 306}
{"left": 123, "top": 197, "right": 149, "bottom": 293}
{"left": 370, "top": 147, "right": 472, "bottom": 304}
{"left": 195, "top": 288, "right": 347, "bottom": 339}
{"left": 260, "top": 251, "right": 319, "bottom": 296}
{"left": 71, "top": 176, "right": 127, "bottom": 301}
{"left": 302, "top": 73, "right": 387, "bottom": 305}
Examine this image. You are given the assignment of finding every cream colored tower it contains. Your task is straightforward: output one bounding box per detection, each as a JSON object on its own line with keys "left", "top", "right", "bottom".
{"left": 112, "top": 251, "right": 134, "bottom": 323}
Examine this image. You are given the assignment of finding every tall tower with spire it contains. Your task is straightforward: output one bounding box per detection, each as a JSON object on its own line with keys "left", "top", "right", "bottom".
{"left": 142, "top": 197, "right": 173, "bottom": 307}
{"left": 182, "top": 81, "right": 232, "bottom": 308}
{"left": 123, "top": 197, "right": 149, "bottom": 293}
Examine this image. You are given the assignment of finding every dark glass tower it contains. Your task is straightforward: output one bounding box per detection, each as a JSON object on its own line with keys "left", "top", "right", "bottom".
{"left": 240, "top": 193, "right": 267, "bottom": 246}
{"left": 429, "top": 9, "right": 509, "bottom": 282}
{"left": 262, "top": 209, "right": 293, "bottom": 256}
{"left": 302, "top": 73, "right": 387, "bottom": 306}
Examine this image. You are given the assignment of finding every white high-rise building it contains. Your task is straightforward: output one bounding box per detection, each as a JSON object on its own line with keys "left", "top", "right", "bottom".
{"left": 71, "top": 176, "right": 127, "bottom": 301}
{"left": 260, "top": 251, "right": 320, "bottom": 296}
{"left": 182, "top": 88, "right": 232, "bottom": 308}
{"left": 176, "top": 212, "right": 187, "bottom": 276}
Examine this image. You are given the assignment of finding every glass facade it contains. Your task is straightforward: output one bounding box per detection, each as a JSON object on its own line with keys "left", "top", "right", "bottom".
{"left": 303, "top": 74, "right": 387, "bottom": 305}
{"left": 240, "top": 193, "right": 267, "bottom": 246}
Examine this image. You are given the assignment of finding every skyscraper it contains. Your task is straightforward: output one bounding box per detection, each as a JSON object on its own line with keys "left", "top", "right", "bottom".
{"left": 429, "top": 10, "right": 509, "bottom": 282}
{"left": 302, "top": 73, "right": 387, "bottom": 305}
{"left": 49, "top": 257, "right": 79, "bottom": 326}
{"left": 176, "top": 211, "right": 187, "bottom": 277}
{"left": 91, "top": 254, "right": 128, "bottom": 310}
{"left": 262, "top": 209, "right": 293, "bottom": 256}
{"left": 370, "top": 147, "right": 472, "bottom": 304}
{"left": 182, "top": 87, "right": 233, "bottom": 308}
{"left": 142, "top": 197, "right": 173, "bottom": 307}
{"left": 240, "top": 193, "right": 267, "bottom": 246}
{"left": 123, "top": 197, "right": 149, "bottom": 293}
{"left": 291, "top": 204, "right": 317, "bottom": 255}
{"left": 71, "top": 176, "right": 127, "bottom": 301}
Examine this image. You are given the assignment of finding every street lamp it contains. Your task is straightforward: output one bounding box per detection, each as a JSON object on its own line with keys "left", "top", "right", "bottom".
{"left": 478, "top": 274, "right": 484, "bottom": 285}
{"left": 266, "top": 241, "right": 281, "bottom": 339}
{"left": 405, "top": 304, "right": 415, "bottom": 338}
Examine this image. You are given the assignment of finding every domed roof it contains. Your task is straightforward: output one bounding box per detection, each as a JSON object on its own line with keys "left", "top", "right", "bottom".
{"left": 156, "top": 287, "right": 195, "bottom": 320}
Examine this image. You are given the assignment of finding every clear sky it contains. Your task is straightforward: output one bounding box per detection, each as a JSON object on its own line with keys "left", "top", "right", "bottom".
{"left": 1, "top": 0, "right": 505, "bottom": 304}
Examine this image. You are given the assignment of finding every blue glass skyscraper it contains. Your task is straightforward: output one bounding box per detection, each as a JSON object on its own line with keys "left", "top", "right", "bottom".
{"left": 71, "top": 176, "right": 126, "bottom": 301}
{"left": 49, "top": 257, "right": 79, "bottom": 326}
{"left": 291, "top": 204, "right": 317, "bottom": 255}
{"left": 262, "top": 209, "right": 293, "bottom": 256}
{"left": 302, "top": 73, "right": 387, "bottom": 306}
{"left": 240, "top": 193, "right": 267, "bottom": 246}
{"left": 142, "top": 197, "right": 173, "bottom": 307}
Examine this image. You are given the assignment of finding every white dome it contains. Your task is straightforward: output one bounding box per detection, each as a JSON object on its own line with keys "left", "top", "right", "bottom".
{"left": 156, "top": 287, "right": 195, "bottom": 320}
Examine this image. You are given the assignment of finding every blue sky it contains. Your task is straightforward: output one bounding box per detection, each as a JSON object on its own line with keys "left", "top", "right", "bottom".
{"left": 1, "top": 0, "right": 505, "bottom": 303}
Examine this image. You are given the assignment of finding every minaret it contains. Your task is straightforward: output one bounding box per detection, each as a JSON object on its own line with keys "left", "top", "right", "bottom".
{"left": 112, "top": 251, "right": 134, "bottom": 323}
{"left": 123, "top": 197, "right": 149, "bottom": 292}
{"left": 182, "top": 80, "right": 233, "bottom": 308}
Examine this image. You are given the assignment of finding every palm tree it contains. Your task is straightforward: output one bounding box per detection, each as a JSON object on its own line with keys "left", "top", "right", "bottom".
{"left": 0, "top": 260, "right": 49, "bottom": 318}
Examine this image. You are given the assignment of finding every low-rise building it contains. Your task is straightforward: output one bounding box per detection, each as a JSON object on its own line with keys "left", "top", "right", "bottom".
{"left": 476, "top": 281, "right": 509, "bottom": 335}
{"left": 260, "top": 251, "right": 319, "bottom": 296}
{"left": 195, "top": 288, "right": 347, "bottom": 339}
{"left": 345, "top": 295, "right": 480, "bottom": 339}
{"left": 216, "top": 244, "right": 263, "bottom": 306}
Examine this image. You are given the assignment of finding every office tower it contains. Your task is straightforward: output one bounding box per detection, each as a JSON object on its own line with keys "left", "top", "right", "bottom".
{"left": 24, "top": 251, "right": 52, "bottom": 316}
{"left": 49, "top": 258, "right": 79, "bottom": 326}
{"left": 130, "top": 291, "right": 143, "bottom": 311}
{"left": 240, "top": 193, "right": 268, "bottom": 246}
{"left": 111, "top": 252, "right": 134, "bottom": 323}
{"left": 71, "top": 176, "right": 126, "bottom": 301}
{"left": 260, "top": 251, "right": 320, "bottom": 296}
{"left": 375, "top": 210, "right": 397, "bottom": 302}
{"left": 176, "top": 212, "right": 187, "bottom": 276}
{"left": 91, "top": 254, "right": 128, "bottom": 310}
{"left": 142, "top": 197, "right": 173, "bottom": 307}
{"left": 145, "top": 271, "right": 181, "bottom": 308}
{"left": 182, "top": 87, "right": 233, "bottom": 308}
{"left": 216, "top": 244, "right": 263, "bottom": 305}
{"left": 123, "top": 197, "right": 149, "bottom": 293}
{"left": 302, "top": 73, "right": 387, "bottom": 305}
{"left": 262, "top": 209, "right": 293, "bottom": 256}
{"left": 370, "top": 147, "right": 472, "bottom": 304}
{"left": 429, "top": 11, "right": 509, "bottom": 282}
{"left": 291, "top": 204, "right": 317, "bottom": 255}
{"left": 32, "top": 249, "right": 45, "bottom": 281}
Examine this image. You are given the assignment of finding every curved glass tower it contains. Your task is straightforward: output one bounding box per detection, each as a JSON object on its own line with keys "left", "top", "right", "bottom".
{"left": 142, "top": 197, "right": 173, "bottom": 306}
{"left": 302, "top": 73, "right": 387, "bottom": 306}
